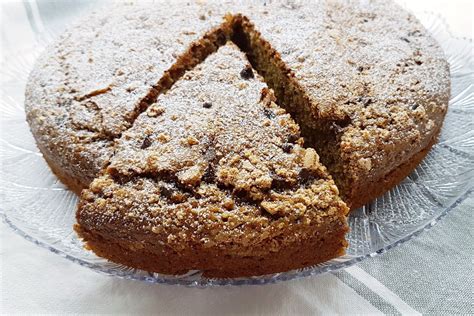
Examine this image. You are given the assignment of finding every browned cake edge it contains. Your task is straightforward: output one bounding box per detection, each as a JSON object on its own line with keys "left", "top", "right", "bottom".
{"left": 347, "top": 125, "right": 441, "bottom": 209}
{"left": 74, "top": 219, "right": 348, "bottom": 278}
{"left": 41, "top": 148, "right": 87, "bottom": 196}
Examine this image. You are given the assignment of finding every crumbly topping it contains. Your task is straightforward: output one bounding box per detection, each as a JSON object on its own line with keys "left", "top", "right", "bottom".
{"left": 108, "top": 44, "right": 327, "bottom": 198}
{"left": 78, "top": 43, "right": 348, "bottom": 252}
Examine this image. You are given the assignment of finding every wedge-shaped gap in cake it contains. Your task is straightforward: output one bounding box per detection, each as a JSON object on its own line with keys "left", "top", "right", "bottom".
{"left": 25, "top": 5, "right": 235, "bottom": 191}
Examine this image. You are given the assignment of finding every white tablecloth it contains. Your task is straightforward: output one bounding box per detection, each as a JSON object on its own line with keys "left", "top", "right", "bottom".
{"left": 1, "top": 1, "right": 472, "bottom": 314}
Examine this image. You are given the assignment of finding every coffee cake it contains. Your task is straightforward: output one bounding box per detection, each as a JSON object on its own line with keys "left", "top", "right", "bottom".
{"left": 25, "top": 0, "right": 451, "bottom": 277}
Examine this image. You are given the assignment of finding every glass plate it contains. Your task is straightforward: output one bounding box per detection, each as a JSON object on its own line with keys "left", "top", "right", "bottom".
{"left": 0, "top": 3, "right": 472, "bottom": 287}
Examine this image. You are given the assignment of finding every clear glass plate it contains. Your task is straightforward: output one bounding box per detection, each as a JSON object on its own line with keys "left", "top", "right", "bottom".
{"left": 0, "top": 4, "right": 472, "bottom": 287}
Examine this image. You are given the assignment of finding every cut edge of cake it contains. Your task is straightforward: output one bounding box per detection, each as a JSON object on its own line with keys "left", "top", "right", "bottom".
{"left": 227, "top": 13, "right": 449, "bottom": 209}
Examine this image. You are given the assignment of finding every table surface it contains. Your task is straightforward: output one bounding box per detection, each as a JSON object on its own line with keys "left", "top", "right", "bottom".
{"left": 1, "top": 1, "right": 472, "bottom": 314}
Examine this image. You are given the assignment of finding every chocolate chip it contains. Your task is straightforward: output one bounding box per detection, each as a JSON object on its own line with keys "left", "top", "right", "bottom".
{"left": 287, "top": 134, "right": 299, "bottom": 143}
{"left": 159, "top": 184, "right": 174, "bottom": 199}
{"left": 271, "top": 174, "right": 293, "bottom": 191}
{"left": 411, "top": 104, "right": 419, "bottom": 110}
{"left": 203, "top": 102, "right": 212, "bottom": 109}
{"left": 159, "top": 183, "right": 189, "bottom": 203}
{"left": 141, "top": 135, "right": 152, "bottom": 149}
{"left": 408, "top": 30, "right": 422, "bottom": 37}
{"left": 343, "top": 99, "right": 356, "bottom": 106}
{"left": 281, "top": 143, "right": 293, "bottom": 153}
{"left": 357, "top": 65, "right": 371, "bottom": 73}
{"left": 234, "top": 189, "right": 248, "bottom": 200}
{"left": 263, "top": 108, "right": 276, "bottom": 119}
{"left": 401, "top": 37, "right": 410, "bottom": 43}
{"left": 240, "top": 65, "right": 254, "bottom": 80}
{"left": 216, "top": 31, "right": 226, "bottom": 45}
{"left": 415, "top": 60, "right": 423, "bottom": 65}
{"left": 299, "top": 169, "right": 315, "bottom": 184}
{"left": 202, "top": 165, "right": 215, "bottom": 183}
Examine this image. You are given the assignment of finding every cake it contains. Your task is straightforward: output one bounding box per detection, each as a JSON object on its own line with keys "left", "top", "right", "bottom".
{"left": 75, "top": 43, "right": 349, "bottom": 277}
{"left": 25, "top": 0, "right": 450, "bottom": 277}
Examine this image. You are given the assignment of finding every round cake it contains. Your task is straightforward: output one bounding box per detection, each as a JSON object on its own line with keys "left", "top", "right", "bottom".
{"left": 25, "top": 0, "right": 450, "bottom": 277}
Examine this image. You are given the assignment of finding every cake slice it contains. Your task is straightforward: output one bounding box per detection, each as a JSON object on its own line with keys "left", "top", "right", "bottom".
{"left": 75, "top": 43, "right": 348, "bottom": 278}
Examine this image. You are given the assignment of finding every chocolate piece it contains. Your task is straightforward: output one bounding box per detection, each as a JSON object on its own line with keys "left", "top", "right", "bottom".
{"left": 240, "top": 65, "right": 254, "bottom": 79}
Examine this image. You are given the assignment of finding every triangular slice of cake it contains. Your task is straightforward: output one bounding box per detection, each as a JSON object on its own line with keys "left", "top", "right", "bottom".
{"left": 75, "top": 43, "right": 349, "bottom": 278}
